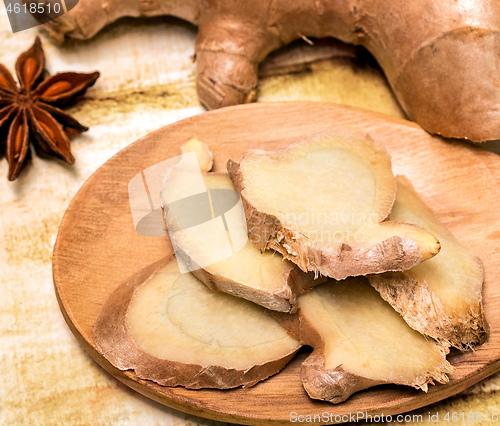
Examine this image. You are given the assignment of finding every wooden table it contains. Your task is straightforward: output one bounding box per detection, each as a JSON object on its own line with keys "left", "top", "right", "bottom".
{"left": 0, "top": 6, "right": 499, "bottom": 425}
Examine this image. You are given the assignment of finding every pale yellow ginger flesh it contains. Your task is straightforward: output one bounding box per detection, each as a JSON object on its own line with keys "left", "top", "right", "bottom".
{"left": 302, "top": 281, "right": 449, "bottom": 378}
{"left": 369, "top": 176, "right": 485, "bottom": 350}
{"left": 162, "top": 173, "right": 320, "bottom": 312}
{"left": 127, "top": 259, "right": 301, "bottom": 370}
{"left": 208, "top": 240, "right": 292, "bottom": 293}
{"left": 181, "top": 138, "right": 213, "bottom": 173}
{"left": 229, "top": 133, "right": 440, "bottom": 279}
{"left": 240, "top": 134, "right": 395, "bottom": 236}
{"left": 279, "top": 279, "right": 453, "bottom": 403}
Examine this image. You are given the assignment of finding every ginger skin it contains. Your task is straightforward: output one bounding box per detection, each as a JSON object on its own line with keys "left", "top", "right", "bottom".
{"left": 44, "top": 0, "right": 500, "bottom": 142}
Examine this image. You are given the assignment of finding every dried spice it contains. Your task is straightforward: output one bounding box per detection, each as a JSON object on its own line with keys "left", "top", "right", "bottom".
{"left": 0, "top": 37, "right": 99, "bottom": 181}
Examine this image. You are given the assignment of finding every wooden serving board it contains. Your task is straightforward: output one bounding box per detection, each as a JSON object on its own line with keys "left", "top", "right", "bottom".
{"left": 53, "top": 102, "right": 500, "bottom": 425}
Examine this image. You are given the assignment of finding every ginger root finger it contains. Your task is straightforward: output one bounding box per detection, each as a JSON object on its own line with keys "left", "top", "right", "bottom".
{"left": 41, "top": 0, "right": 200, "bottom": 41}
{"left": 195, "top": 51, "right": 258, "bottom": 110}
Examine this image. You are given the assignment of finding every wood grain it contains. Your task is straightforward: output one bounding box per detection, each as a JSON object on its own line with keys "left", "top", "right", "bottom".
{"left": 52, "top": 102, "right": 500, "bottom": 425}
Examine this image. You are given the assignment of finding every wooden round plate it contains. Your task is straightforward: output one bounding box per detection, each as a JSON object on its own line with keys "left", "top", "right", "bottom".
{"left": 53, "top": 102, "right": 500, "bottom": 425}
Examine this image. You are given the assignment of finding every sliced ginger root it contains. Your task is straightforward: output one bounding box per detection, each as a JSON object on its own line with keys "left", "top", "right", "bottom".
{"left": 228, "top": 132, "right": 440, "bottom": 280}
{"left": 181, "top": 138, "right": 213, "bottom": 173}
{"left": 368, "top": 176, "right": 486, "bottom": 350}
{"left": 274, "top": 278, "right": 453, "bottom": 404}
{"left": 162, "top": 173, "right": 323, "bottom": 313}
{"left": 93, "top": 257, "right": 301, "bottom": 389}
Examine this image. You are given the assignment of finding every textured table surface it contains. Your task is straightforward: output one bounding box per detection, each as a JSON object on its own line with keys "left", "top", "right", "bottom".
{"left": 0, "top": 4, "right": 499, "bottom": 426}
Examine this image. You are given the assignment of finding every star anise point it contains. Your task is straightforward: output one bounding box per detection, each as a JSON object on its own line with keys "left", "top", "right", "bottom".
{"left": 0, "top": 36, "right": 100, "bottom": 181}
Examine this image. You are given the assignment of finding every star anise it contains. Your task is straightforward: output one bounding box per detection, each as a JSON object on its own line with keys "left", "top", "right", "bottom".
{"left": 0, "top": 37, "right": 99, "bottom": 181}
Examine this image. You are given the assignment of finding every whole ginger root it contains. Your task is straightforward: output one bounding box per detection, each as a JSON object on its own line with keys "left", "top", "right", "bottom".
{"left": 43, "top": 0, "right": 500, "bottom": 142}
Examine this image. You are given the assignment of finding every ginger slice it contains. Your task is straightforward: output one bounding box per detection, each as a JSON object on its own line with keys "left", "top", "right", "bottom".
{"left": 162, "top": 173, "right": 323, "bottom": 313}
{"left": 93, "top": 257, "right": 301, "bottom": 389}
{"left": 181, "top": 138, "right": 213, "bottom": 173}
{"left": 274, "top": 279, "right": 453, "bottom": 404}
{"left": 368, "top": 176, "right": 486, "bottom": 350}
{"left": 228, "top": 132, "right": 440, "bottom": 280}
